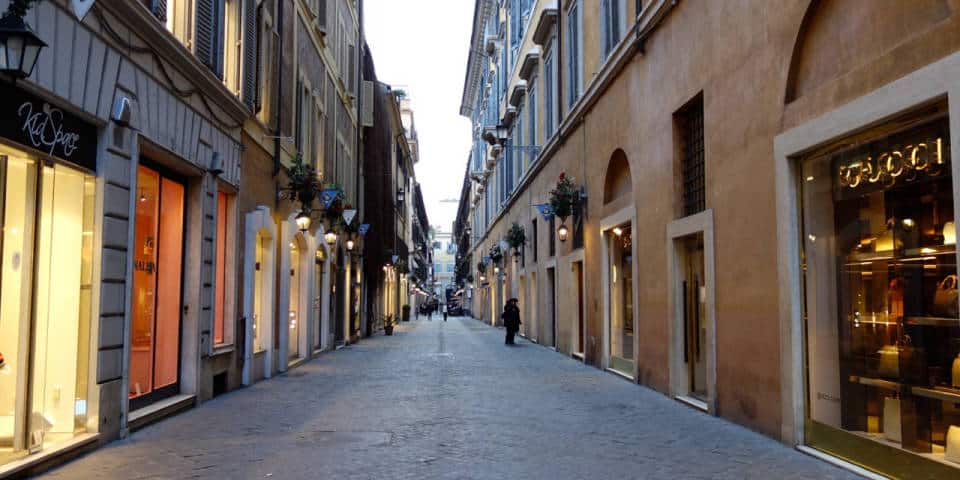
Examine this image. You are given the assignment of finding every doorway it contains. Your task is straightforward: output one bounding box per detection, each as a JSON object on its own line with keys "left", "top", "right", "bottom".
{"left": 129, "top": 164, "right": 185, "bottom": 410}
{"left": 313, "top": 247, "right": 326, "bottom": 352}
{"left": 287, "top": 234, "right": 306, "bottom": 362}
{"left": 681, "top": 232, "right": 707, "bottom": 401}
{"left": 546, "top": 266, "right": 557, "bottom": 348}
{"left": 573, "top": 260, "right": 586, "bottom": 357}
{"left": 606, "top": 223, "right": 634, "bottom": 375}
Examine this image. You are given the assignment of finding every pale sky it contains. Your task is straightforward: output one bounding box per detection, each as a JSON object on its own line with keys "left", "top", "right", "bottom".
{"left": 364, "top": 0, "right": 474, "bottom": 235}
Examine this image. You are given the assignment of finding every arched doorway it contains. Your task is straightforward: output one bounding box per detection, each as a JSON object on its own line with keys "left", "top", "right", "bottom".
{"left": 601, "top": 149, "right": 636, "bottom": 378}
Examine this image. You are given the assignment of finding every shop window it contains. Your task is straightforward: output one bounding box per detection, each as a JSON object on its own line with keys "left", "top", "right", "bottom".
{"left": 0, "top": 150, "right": 95, "bottom": 464}
{"left": 607, "top": 223, "right": 633, "bottom": 375}
{"left": 130, "top": 165, "right": 185, "bottom": 409}
{"left": 676, "top": 94, "right": 705, "bottom": 217}
{"left": 214, "top": 190, "right": 235, "bottom": 347}
{"left": 253, "top": 232, "right": 266, "bottom": 353}
{"left": 802, "top": 112, "right": 960, "bottom": 476}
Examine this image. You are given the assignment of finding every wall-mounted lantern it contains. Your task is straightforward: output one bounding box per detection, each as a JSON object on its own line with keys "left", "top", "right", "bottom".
{"left": 0, "top": 11, "right": 46, "bottom": 80}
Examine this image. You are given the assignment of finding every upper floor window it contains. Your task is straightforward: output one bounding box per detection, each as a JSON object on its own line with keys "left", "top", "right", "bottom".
{"left": 543, "top": 40, "right": 556, "bottom": 138}
{"left": 601, "top": 0, "right": 625, "bottom": 60}
{"left": 676, "top": 93, "right": 705, "bottom": 217}
{"left": 527, "top": 75, "right": 537, "bottom": 167}
{"left": 565, "top": 1, "right": 582, "bottom": 109}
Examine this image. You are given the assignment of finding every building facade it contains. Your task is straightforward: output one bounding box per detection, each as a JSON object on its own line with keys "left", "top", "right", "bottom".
{"left": 458, "top": 0, "right": 960, "bottom": 477}
{"left": 0, "top": 0, "right": 420, "bottom": 476}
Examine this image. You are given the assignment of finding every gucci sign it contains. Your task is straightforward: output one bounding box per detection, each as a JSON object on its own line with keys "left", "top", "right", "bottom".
{"left": 0, "top": 84, "right": 97, "bottom": 172}
{"left": 837, "top": 137, "right": 945, "bottom": 189}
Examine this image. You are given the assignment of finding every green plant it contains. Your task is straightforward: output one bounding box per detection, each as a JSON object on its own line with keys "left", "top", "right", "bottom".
{"left": 5, "top": 0, "right": 41, "bottom": 18}
{"left": 477, "top": 261, "right": 487, "bottom": 275}
{"left": 549, "top": 171, "right": 578, "bottom": 220}
{"left": 489, "top": 244, "right": 503, "bottom": 265}
{"left": 286, "top": 154, "right": 323, "bottom": 208}
{"left": 466, "top": 274, "right": 475, "bottom": 283}
{"left": 506, "top": 222, "right": 526, "bottom": 250}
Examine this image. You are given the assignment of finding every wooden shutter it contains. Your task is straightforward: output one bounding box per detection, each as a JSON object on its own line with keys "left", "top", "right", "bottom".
{"left": 317, "top": 0, "right": 327, "bottom": 31}
{"left": 151, "top": 0, "right": 167, "bottom": 22}
{"left": 361, "top": 81, "right": 374, "bottom": 127}
{"left": 348, "top": 44, "right": 356, "bottom": 93}
{"left": 195, "top": 0, "right": 215, "bottom": 71}
{"left": 241, "top": 0, "right": 257, "bottom": 107}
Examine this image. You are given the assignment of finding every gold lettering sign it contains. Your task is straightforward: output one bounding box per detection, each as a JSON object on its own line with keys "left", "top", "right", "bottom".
{"left": 838, "top": 138, "right": 945, "bottom": 189}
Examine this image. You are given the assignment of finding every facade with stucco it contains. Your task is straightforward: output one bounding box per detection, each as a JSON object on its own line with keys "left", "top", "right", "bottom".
{"left": 458, "top": 0, "right": 960, "bottom": 477}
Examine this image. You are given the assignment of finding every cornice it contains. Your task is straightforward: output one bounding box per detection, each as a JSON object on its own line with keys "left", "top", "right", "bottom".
{"left": 98, "top": 1, "right": 249, "bottom": 127}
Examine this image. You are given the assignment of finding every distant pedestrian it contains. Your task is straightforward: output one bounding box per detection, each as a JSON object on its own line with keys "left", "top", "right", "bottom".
{"left": 443, "top": 304, "right": 448, "bottom": 322}
{"left": 502, "top": 298, "right": 520, "bottom": 345}
{"left": 427, "top": 304, "right": 433, "bottom": 320}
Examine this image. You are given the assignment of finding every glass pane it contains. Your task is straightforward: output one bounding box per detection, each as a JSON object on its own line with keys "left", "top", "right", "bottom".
{"left": 153, "top": 177, "right": 183, "bottom": 390}
{"left": 30, "top": 164, "right": 94, "bottom": 451}
{"left": 130, "top": 167, "right": 160, "bottom": 399}
{"left": 0, "top": 154, "right": 37, "bottom": 461}
{"left": 683, "top": 232, "right": 707, "bottom": 400}
{"left": 804, "top": 115, "right": 960, "bottom": 474}
{"left": 609, "top": 224, "right": 634, "bottom": 374}
{"left": 253, "top": 233, "right": 263, "bottom": 353}
{"left": 288, "top": 237, "right": 301, "bottom": 360}
{"left": 214, "top": 192, "right": 227, "bottom": 345}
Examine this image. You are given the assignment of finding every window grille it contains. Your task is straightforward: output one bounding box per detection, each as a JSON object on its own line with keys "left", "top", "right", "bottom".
{"left": 678, "top": 95, "right": 705, "bottom": 216}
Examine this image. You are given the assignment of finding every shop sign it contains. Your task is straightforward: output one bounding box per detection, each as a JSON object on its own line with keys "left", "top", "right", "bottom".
{"left": 0, "top": 84, "right": 97, "bottom": 171}
{"left": 836, "top": 132, "right": 946, "bottom": 190}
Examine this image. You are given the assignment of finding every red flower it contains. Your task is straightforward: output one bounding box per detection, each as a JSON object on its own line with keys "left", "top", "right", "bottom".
{"left": 559, "top": 172, "right": 566, "bottom": 180}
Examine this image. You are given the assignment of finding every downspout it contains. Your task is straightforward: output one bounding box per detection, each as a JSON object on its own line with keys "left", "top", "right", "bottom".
{"left": 272, "top": 0, "right": 285, "bottom": 177}
{"left": 355, "top": 0, "right": 364, "bottom": 338}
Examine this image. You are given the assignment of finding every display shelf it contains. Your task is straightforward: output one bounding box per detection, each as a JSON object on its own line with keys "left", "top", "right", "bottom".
{"left": 905, "top": 316, "right": 960, "bottom": 327}
{"left": 848, "top": 375, "right": 902, "bottom": 392}
{"left": 911, "top": 386, "right": 960, "bottom": 403}
{"left": 903, "top": 245, "right": 956, "bottom": 257}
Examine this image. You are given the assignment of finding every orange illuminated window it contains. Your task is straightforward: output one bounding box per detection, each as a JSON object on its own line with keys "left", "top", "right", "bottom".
{"left": 214, "top": 191, "right": 228, "bottom": 345}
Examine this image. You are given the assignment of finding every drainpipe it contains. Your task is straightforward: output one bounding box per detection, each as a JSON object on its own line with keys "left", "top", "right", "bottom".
{"left": 272, "top": 0, "right": 285, "bottom": 177}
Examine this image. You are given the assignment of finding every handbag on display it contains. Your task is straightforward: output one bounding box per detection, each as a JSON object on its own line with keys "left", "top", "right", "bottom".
{"left": 883, "top": 396, "right": 902, "bottom": 443}
{"left": 947, "top": 425, "right": 960, "bottom": 464}
{"left": 878, "top": 344, "right": 900, "bottom": 379}
{"left": 953, "top": 353, "right": 960, "bottom": 388}
{"left": 933, "top": 274, "right": 959, "bottom": 318}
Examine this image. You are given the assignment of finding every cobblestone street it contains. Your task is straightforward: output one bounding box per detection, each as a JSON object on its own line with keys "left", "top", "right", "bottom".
{"left": 43, "top": 317, "right": 857, "bottom": 480}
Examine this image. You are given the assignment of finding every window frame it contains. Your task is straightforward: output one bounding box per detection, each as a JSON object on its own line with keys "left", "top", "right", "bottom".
{"left": 213, "top": 187, "right": 238, "bottom": 349}
{"left": 565, "top": 1, "right": 582, "bottom": 109}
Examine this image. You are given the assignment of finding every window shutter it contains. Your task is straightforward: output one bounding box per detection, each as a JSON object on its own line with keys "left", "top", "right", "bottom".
{"left": 361, "top": 81, "right": 374, "bottom": 127}
{"left": 317, "top": 0, "right": 327, "bottom": 30}
{"left": 348, "top": 44, "right": 356, "bottom": 93}
{"left": 195, "top": 0, "right": 217, "bottom": 73}
{"left": 241, "top": 0, "right": 257, "bottom": 107}
{"left": 151, "top": 0, "right": 167, "bottom": 23}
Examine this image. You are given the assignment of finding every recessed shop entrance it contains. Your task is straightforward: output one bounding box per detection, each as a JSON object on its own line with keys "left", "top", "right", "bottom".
{"left": 129, "top": 164, "right": 186, "bottom": 411}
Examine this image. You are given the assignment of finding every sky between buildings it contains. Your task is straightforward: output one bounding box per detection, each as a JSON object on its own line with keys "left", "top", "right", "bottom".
{"left": 364, "top": 0, "right": 475, "bottom": 235}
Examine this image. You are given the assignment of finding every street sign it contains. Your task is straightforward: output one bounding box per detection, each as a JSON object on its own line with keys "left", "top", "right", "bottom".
{"left": 71, "top": 0, "right": 96, "bottom": 20}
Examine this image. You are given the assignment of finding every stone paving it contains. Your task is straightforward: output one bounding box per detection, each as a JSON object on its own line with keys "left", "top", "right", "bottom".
{"left": 42, "top": 316, "right": 859, "bottom": 480}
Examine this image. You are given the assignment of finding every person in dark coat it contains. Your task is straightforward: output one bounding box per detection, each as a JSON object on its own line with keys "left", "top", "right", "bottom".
{"left": 502, "top": 298, "right": 521, "bottom": 345}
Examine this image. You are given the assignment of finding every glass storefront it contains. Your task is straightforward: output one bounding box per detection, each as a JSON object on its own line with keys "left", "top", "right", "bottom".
{"left": 682, "top": 232, "right": 707, "bottom": 401}
{"left": 288, "top": 235, "right": 303, "bottom": 362}
{"left": 802, "top": 108, "right": 960, "bottom": 476}
{"left": 608, "top": 223, "right": 634, "bottom": 375}
{"left": 0, "top": 146, "right": 95, "bottom": 464}
{"left": 129, "top": 165, "right": 185, "bottom": 410}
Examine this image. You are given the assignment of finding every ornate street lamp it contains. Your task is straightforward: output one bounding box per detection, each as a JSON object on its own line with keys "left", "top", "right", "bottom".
{"left": 557, "top": 223, "right": 569, "bottom": 242}
{"left": 0, "top": 5, "right": 46, "bottom": 80}
{"left": 346, "top": 238, "right": 355, "bottom": 251}
{"left": 295, "top": 210, "right": 312, "bottom": 232}
{"left": 324, "top": 230, "right": 337, "bottom": 246}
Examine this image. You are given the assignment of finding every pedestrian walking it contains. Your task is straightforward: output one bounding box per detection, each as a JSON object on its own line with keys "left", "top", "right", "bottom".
{"left": 443, "top": 304, "right": 448, "bottom": 322}
{"left": 427, "top": 304, "right": 433, "bottom": 320}
{"left": 502, "top": 298, "right": 520, "bottom": 345}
